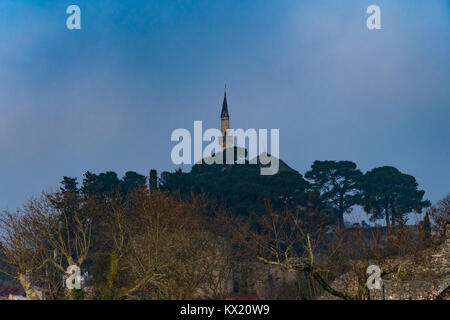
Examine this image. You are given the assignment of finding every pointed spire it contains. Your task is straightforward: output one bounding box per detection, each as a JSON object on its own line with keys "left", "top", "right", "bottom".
{"left": 221, "top": 85, "right": 229, "bottom": 118}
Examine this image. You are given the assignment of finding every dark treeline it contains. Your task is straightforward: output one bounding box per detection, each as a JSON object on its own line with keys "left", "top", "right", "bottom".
{"left": 63, "top": 153, "right": 428, "bottom": 227}
{"left": 63, "top": 155, "right": 430, "bottom": 227}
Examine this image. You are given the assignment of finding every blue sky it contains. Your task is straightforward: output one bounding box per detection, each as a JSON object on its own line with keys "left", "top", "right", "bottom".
{"left": 0, "top": 0, "right": 449, "bottom": 214}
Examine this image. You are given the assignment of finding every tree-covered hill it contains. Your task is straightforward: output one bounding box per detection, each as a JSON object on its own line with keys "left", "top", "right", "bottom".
{"left": 160, "top": 147, "right": 311, "bottom": 217}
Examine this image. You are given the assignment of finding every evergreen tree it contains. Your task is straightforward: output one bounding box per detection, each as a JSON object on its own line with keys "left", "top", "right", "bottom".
{"left": 149, "top": 169, "right": 158, "bottom": 193}
{"left": 121, "top": 171, "right": 147, "bottom": 194}
{"left": 360, "top": 166, "right": 431, "bottom": 227}
{"left": 305, "top": 160, "right": 362, "bottom": 227}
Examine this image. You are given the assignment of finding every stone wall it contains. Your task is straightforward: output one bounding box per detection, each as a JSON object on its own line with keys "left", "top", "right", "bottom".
{"left": 320, "top": 225, "right": 450, "bottom": 300}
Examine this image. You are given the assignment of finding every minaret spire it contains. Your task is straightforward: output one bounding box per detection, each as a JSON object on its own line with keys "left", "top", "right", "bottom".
{"left": 221, "top": 85, "right": 229, "bottom": 118}
{"left": 220, "top": 86, "right": 231, "bottom": 150}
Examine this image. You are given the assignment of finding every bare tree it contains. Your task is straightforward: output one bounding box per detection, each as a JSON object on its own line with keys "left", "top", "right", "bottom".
{"left": 0, "top": 192, "right": 92, "bottom": 300}
{"left": 429, "top": 193, "right": 450, "bottom": 242}
{"left": 236, "top": 198, "right": 437, "bottom": 300}
{"left": 93, "top": 189, "right": 235, "bottom": 300}
{"left": 0, "top": 210, "right": 46, "bottom": 299}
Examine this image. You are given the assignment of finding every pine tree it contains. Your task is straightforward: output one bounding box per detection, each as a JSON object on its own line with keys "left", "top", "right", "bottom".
{"left": 149, "top": 169, "right": 158, "bottom": 193}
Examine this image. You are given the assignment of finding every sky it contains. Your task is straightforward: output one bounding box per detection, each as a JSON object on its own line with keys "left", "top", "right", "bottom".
{"left": 0, "top": 0, "right": 449, "bottom": 215}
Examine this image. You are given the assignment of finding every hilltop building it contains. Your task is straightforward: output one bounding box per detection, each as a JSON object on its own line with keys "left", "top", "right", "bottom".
{"left": 220, "top": 89, "right": 233, "bottom": 150}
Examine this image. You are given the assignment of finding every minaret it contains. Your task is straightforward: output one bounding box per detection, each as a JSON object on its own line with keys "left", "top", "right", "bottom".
{"left": 220, "top": 88, "right": 232, "bottom": 150}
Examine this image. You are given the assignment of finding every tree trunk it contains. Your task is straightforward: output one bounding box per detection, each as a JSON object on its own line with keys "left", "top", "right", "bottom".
{"left": 338, "top": 195, "right": 345, "bottom": 228}
{"left": 104, "top": 249, "right": 120, "bottom": 299}
{"left": 18, "top": 273, "right": 39, "bottom": 300}
{"left": 338, "top": 211, "right": 344, "bottom": 228}
{"left": 385, "top": 203, "right": 390, "bottom": 229}
{"left": 70, "top": 289, "right": 84, "bottom": 300}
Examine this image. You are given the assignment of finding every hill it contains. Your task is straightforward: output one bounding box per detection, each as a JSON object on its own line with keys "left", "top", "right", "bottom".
{"left": 160, "top": 147, "right": 313, "bottom": 217}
